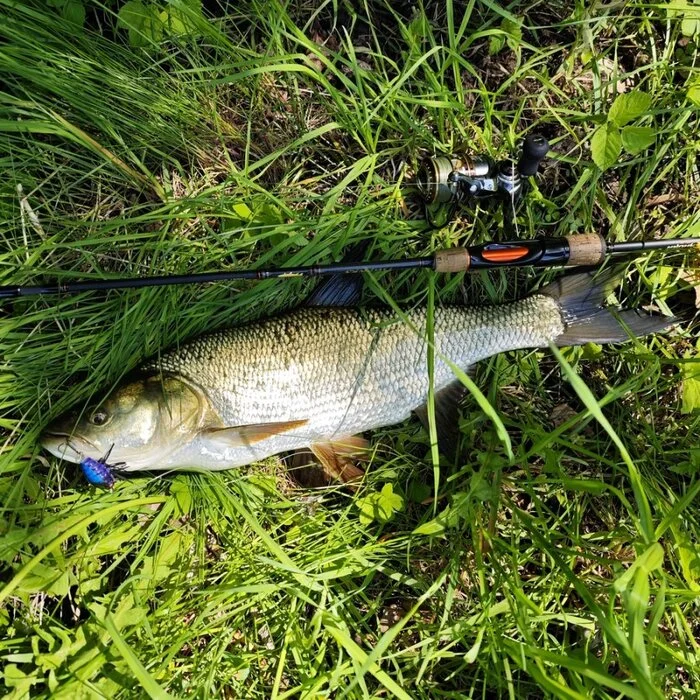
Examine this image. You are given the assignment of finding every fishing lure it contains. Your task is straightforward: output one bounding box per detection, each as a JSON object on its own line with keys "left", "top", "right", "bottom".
{"left": 78, "top": 446, "right": 126, "bottom": 488}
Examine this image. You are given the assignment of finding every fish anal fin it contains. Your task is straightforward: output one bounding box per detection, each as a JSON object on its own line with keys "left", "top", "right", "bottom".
{"left": 202, "top": 419, "right": 309, "bottom": 447}
{"left": 310, "top": 436, "right": 368, "bottom": 487}
{"left": 414, "top": 380, "right": 467, "bottom": 459}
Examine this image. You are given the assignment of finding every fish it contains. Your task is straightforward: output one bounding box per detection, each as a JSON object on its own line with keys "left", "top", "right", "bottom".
{"left": 41, "top": 272, "right": 673, "bottom": 483}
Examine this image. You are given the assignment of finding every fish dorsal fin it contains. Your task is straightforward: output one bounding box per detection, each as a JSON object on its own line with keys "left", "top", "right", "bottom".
{"left": 202, "top": 419, "right": 308, "bottom": 448}
{"left": 414, "top": 380, "right": 467, "bottom": 460}
{"left": 305, "top": 273, "right": 364, "bottom": 307}
{"left": 310, "top": 436, "right": 369, "bottom": 486}
{"left": 305, "top": 241, "right": 370, "bottom": 307}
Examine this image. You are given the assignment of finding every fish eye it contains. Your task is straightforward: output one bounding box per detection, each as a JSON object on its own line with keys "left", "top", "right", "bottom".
{"left": 89, "top": 409, "right": 110, "bottom": 426}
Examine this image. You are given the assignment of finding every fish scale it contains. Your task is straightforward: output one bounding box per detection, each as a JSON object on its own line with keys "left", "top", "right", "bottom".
{"left": 143, "top": 297, "right": 563, "bottom": 454}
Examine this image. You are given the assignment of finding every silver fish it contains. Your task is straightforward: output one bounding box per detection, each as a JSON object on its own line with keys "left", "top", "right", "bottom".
{"left": 41, "top": 273, "right": 670, "bottom": 482}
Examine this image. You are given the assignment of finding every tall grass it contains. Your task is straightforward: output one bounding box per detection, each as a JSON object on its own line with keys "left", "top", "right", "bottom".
{"left": 1, "top": 0, "right": 699, "bottom": 697}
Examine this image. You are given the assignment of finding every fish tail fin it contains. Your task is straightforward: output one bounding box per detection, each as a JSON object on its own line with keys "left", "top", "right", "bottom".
{"left": 537, "top": 270, "right": 675, "bottom": 346}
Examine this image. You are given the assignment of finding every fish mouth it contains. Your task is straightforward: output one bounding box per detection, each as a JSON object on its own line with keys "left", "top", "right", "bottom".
{"left": 40, "top": 431, "right": 96, "bottom": 464}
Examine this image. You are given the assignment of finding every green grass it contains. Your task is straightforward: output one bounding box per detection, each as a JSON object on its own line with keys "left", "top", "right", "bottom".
{"left": 1, "top": 0, "right": 700, "bottom": 697}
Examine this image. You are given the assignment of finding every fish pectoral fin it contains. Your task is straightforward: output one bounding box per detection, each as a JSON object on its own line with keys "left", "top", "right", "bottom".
{"left": 414, "top": 380, "right": 467, "bottom": 460}
{"left": 202, "top": 419, "right": 309, "bottom": 448}
{"left": 310, "top": 436, "right": 369, "bottom": 487}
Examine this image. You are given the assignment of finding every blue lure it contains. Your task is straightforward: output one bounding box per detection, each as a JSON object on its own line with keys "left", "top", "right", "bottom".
{"left": 80, "top": 456, "right": 116, "bottom": 488}
{"left": 78, "top": 447, "right": 126, "bottom": 488}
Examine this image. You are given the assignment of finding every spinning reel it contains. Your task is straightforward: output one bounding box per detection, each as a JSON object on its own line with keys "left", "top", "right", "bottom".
{"left": 416, "top": 134, "right": 550, "bottom": 228}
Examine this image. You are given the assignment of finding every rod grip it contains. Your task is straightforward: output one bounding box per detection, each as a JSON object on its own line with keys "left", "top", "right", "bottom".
{"left": 565, "top": 233, "right": 607, "bottom": 266}
{"left": 434, "top": 248, "right": 470, "bottom": 273}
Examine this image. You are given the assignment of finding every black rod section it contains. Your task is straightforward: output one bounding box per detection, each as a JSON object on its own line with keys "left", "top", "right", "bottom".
{"left": 608, "top": 238, "right": 700, "bottom": 254}
{"left": 0, "top": 257, "right": 436, "bottom": 299}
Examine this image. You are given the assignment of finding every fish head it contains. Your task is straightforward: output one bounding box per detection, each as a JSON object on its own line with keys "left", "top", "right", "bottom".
{"left": 41, "top": 374, "right": 209, "bottom": 469}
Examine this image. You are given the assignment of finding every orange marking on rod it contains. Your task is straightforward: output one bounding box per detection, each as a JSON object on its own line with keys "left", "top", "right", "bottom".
{"left": 481, "top": 245, "right": 531, "bottom": 263}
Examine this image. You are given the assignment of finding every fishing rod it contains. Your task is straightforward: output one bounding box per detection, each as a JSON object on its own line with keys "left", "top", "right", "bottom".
{"left": 1, "top": 133, "right": 696, "bottom": 299}
{"left": 1, "top": 233, "right": 697, "bottom": 299}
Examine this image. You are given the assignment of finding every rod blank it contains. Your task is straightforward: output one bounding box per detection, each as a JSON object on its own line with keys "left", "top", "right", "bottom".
{"left": 0, "top": 257, "right": 435, "bottom": 299}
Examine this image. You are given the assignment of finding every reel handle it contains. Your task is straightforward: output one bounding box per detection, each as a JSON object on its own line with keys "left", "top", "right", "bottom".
{"left": 517, "top": 134, "right": 549, "bottom": 177}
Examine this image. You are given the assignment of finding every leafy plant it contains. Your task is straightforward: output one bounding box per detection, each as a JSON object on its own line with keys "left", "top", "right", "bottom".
{"left": 355, "top": 483, "right": 405, "bottom": 525}
{"left": 668, "top": 0, "right": 700, "bottom": 37}
{"left": 413, "top": 473, "right": 494, "bottom": 537}
{"left": 117, "top": 0, "right": 203, "bottom": 46}
{"left": 681, "top": 355, "right": 700, "bottom": 413}
{"left": 46, "top": 0, "right": 86, "bottom": 26}
{"left": 488, "top": 17, "right": 523, "bottom": 55}
{"left": 590, "top": 91, "right": 656, "bottom": 170}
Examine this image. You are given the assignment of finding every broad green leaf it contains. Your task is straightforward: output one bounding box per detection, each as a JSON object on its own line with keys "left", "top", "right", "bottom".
{"left": 682, "top": 16, "right": 700, "bottom": 36}
{"left": 688, "top": 82, "right": 700, "bottom": 106}
{"left": 678, "top": 539, "right": 700, "bottom": 591}
{"left": 3, "top": 664, "right": 40, "bottom": 694}
{"left": 118, "top": 0, "right": 163, "bottom": 46}
{"left": 61, "top": 0, "right": 85, "bottom": 25}
{"left": 412, "top": 516, "right": 447, "bottom": 536}
{"left": 379, "top": 482, "right": 404, "bottom": 513}
{"left": 667, "top": 0, "right": 689, "bottom": 17}
{"left": 135, "top": 6, "right": 164, "bottom": 45}
{"left": 638, "top": 542, "right": 665, "bottom": 572}
{"left": 159, "top": 9, "right": 187, "bottom": 34}
{"left": 170, "top": 477, "right": 192, "bottom": 514}
{"left": 231, "top": 202, "right": 253, "bottom": 220}
{"left": 590, "top": 123, "right": 622, "bottom": 170}
{"left": 160, "top": 5, "right": 201, "bottom": 36}
{"left": 502, "top": 17, "right": 523, "bottom": 47}
{"left": 357, "top": 483, "right": 404, "bottom": 525}
{"left": 681, "top": 361, "right": 700, "bottom": 413}
{"left": 406, "top": 481, "right": 431, "bottom": 503}
{"left": 621, "top": 125, "right": 655, "bottom": 155}
{"left": 608, "top": 91, "right": 652, "bottom": 127}
{"left": 581, "top": 342, "right": 604, "bottom": 359}
{"left": 413, "top": 487, "right": 486, "bottom": 536}
{"left": 488, "top": 35, "right": 505, "bottom": 55}
{"left": 468, "top": 472, "right": 493, "bottom": 501}
{"left": 488, "top": 17, "right": 521, "bottom": 55}
{"left": 117, "top": 0, "right": 148, "bottom": 29}
{"left": 408, "top": 14, "right": 430, "bottom": 41}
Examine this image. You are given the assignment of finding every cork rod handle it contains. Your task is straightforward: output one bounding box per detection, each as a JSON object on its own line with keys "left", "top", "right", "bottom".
{"left": 434, "top": 248, "right": 471, "bottom": 273}
{"left": 564, "top": 233, "right": 607, "bottom": 266}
